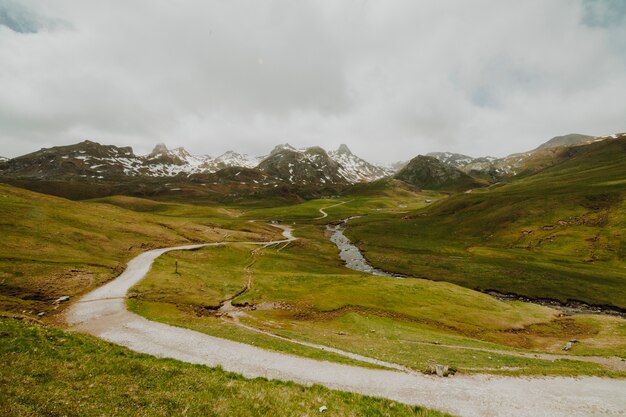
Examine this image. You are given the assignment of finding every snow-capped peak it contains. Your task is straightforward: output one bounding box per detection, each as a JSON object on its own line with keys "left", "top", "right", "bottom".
{"left": 149, "top": 143, "right": 169, "bottom": 157}
{"left": 214, "top": 151, "right": 259, "bottom": 169}
{"left": 329, "top": 145, "right": 392, "bottom": 183}
{"left": 270, "top": 143, "right": 297, "bottom": 155}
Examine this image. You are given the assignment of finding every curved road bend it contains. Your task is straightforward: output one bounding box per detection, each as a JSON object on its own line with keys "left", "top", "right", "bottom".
{"left": 66, "top": 225, "right": 626, "bottom": 417}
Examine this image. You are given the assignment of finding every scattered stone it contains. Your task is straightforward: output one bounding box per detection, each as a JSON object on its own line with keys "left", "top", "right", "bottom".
{"left": 54, "top": 295, "right": 70, "bottom": 304}
{"left": 435, "top": 364, "right": 449, "bottom": 377}
{"left": 37, "top": 312, "right": 45, "bottom": 317}
{"left": 563, "top": 342, "right": 573, "bottom": 351}
{"left": 319, "top": 405, "right": 327, "bottom": 413}
{"left": 425, "top": 359, "right": 437, "bottom": 374}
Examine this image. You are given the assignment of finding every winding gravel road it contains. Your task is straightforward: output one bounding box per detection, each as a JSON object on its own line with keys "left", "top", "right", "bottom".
{"left": 66, "top": 225, "right": 626, "bottom": 417}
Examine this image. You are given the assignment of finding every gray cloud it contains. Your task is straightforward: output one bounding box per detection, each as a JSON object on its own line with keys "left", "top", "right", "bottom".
{"left": 0, "top": 0, "right": 624, "bottom": 163}
{"left": 0, "top": 0, "right": 42, "bottom": 33}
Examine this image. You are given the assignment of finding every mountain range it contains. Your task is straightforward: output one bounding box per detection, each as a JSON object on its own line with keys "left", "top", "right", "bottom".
{"left": 0, "top": 141, "right": 390, "bottom": 183}
{"left": 424, "top": 133, "right": 625, "bottom": 182}
{"left": 0, "top": 132, "right": 623, "bottom": 200}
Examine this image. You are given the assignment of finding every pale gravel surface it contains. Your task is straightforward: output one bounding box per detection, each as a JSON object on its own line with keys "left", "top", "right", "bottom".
{"left": 67, "top": 225, "right": 626, "bottom": 417}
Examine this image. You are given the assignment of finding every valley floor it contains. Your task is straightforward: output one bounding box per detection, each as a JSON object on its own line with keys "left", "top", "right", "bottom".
{"left": 2, "top": 182, "right": 626, "bottom": 416}
{"left": 65, "top": 226, "right": 626, "bottom": 417}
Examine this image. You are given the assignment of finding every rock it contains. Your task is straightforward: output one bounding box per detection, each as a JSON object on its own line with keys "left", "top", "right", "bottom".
{"left": 54, "top": 295, "right": 70, "bottom": 304}
{"left": 435, "top": 364, "right": 449, "bottom": 377}
{"left": 319, "top": 405, "right": 328, "bottom": 413}
{"left": 563, "top": 342, "right": 573, "bottom": 351}
{"left": 37, "top": 312, "right": 45, "bottom": 317}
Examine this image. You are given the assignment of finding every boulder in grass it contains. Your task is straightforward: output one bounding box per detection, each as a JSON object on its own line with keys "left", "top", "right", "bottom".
{"left": 54, "top": 296, "right": 70, "bottom": 304}
{"left": 435, "top": 364, "right": 449, "bottom": 377}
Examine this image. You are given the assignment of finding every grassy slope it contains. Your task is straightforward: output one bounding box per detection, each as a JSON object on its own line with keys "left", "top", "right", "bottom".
{"left": 0, "top": 318, "right": 449, "bottom": 417}
{"left": 242, "top": 179, "right": 444, "bottom": 223}
{"left": 346, "top": 139, "right": 626, "bottom": 308}
{"left": 133, "top": 223, "right": 626, "bottom": 376}
{"left": 0, "top": 185, "right": 277, "bottom": 318}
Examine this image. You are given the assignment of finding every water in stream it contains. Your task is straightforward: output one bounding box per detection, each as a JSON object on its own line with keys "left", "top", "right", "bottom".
{"left": 327, "top": 219, "right": 401, "bottom": 278}
{"left": 326, "top": 219, "right": 625, "bottom": 318}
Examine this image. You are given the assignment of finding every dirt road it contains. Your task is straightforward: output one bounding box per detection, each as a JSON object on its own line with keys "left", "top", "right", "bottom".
{"left": 66, "top": 225, "right": 626, "bottom": 417}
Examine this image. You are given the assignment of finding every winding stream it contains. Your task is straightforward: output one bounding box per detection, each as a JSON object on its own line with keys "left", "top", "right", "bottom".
{"left": 327, "top": 217, "right": 402, "bottom": 278}
{"left": 327, "top": 218, "right": 626, "bottom": 318}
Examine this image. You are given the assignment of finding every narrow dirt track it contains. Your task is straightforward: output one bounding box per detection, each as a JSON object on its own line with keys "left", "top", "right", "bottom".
{"left": 66, "top": 225, "right": 626, "bottom": 417}
{"left": 315, "top": 200, "right": 349, "bottom": 219}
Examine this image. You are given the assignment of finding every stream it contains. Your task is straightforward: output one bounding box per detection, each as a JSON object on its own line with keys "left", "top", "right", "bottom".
{"left": 327, "top": 218, "right": 626, "bottom": 318}
{"left": 327, "top": 217, "right": 403, "bottom": 278}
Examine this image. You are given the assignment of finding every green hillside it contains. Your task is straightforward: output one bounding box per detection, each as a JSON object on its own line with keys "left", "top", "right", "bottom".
{"left": 395, "top": 155, "right": 485, "bottom": 191}
{"left": 1, "top": 319, "right": 447, "bottom": 417}
{"left": 0, "top": 185, "right": 276, "bottom": 317}
{"left": 346, "top": 138, "right": 626, "bottom": 308}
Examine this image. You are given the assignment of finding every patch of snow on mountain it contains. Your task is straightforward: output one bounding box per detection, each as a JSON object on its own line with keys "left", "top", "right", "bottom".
{"left": 329, "top": 144, "right": 392, "bottom": 183}
{"left": 214, "top": 151, "right": 259, "bottom": 169}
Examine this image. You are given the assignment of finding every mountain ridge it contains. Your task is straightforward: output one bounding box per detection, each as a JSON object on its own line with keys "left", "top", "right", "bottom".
{"left": 424, "top": 132, "right": 625, "bottom": 181}
{"left": 395, "top": 155, "right": 484, "bottom": 191}
{"left": 0, "top": 140, "right": 392, "bottom": 189}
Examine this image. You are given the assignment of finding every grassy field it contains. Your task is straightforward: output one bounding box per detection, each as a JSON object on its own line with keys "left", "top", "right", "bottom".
{"left": 0, "top": 185, "right": 278, "bottom": 318}
{"left": 239, "top": 179, "right": 444, "bottom": 223}
{"left": 345, "top": 139, "right": 626, "bottom": 308}
{"left": 0, "top": 318, "right": 450, "bottom": 417}
{"left": 3, "top": 140, "right": 626, "bottom": 417}
{"left": 132, "top": 223, "right": 626, "bottom": 377}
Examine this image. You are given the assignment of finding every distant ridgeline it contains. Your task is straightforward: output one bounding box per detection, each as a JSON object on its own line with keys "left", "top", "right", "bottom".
{"left": 0, "top": 132, "right": 623, "bottom": 200}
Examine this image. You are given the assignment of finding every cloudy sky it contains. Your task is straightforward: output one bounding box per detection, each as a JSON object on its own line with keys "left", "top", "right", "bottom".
{"left": 0, "top": 0, "right": 624, "bottom": 163}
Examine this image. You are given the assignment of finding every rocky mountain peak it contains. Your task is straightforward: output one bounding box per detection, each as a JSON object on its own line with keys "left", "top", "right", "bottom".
{"left": 149, "top": 143, "right": 169, "bottom": 157}
{"left": 270, "top": 143, "right": 296, "bottom": 155}
{"left": 213, "top": 151, "right": 258, "bottom": 169}
{"left": 395, "top": 155, "right": 482, "bottom": 191}
{"left": 534, "top": 133, "right": 594, "bottom": 151}
{"left": 170, "top": 147, "right": 192, "bottom": 159}
{"left": 336, "top": 144, "right": 352, "bottom": 155}
{"left": 304, "top": 146, "right": 328, "bottom": 156}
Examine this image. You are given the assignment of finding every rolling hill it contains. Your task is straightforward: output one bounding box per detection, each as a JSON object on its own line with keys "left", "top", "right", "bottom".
{"left": 346, "top": 136, "right": 626, "bottom": 309}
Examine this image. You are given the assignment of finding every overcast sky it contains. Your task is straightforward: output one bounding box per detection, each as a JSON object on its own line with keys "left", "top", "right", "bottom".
{"left": 0, "top": 0, "right": 625, "bottom": 163}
